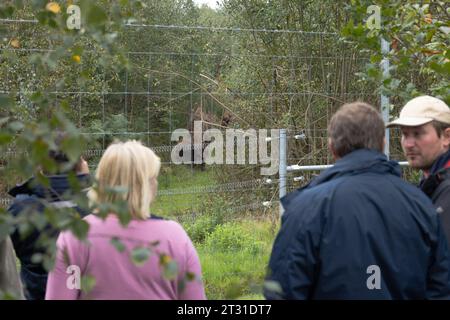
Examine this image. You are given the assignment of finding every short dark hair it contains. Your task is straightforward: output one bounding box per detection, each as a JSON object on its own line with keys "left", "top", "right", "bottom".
{"left": 431, "top": 120, "right": 450, "bottom": 138}
{"left": 329, "top": 102, "right": 385, "bottom": 158}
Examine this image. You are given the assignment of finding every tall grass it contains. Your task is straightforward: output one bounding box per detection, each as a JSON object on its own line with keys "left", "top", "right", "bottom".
{"left": 197, "top": 220, "right": 277, "bottom": 299}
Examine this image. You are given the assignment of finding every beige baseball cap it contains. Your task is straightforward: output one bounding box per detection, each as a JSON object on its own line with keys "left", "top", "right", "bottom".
{"left": 386, "top": 95, "right": 450, "bottom": 127}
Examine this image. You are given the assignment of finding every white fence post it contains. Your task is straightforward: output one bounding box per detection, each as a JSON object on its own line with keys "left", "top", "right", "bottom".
{"left": 381, "top": 38, "right": 390, "bottom": 159}
{"left": 279, "top": 129, "right": 287, "bottom": 217}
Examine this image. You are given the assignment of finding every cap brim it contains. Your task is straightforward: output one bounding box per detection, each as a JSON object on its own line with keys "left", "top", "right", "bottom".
{"left": 386, "top": 117, "right": 433, "bottom": 128}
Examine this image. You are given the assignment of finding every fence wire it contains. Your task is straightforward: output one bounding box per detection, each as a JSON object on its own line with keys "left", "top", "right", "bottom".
{"left": 0, "top": 18, "right": 378, "bottom": 220}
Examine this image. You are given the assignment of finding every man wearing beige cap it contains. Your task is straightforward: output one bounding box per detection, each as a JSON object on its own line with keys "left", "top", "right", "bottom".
{"left": 387, "top": 95, "right": 450, "bottom": 246}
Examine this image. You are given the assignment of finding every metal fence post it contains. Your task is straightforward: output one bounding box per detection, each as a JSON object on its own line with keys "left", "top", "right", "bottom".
{"left": 381, "top": 38, "right": 390, "bottom": 159}
{"left": 279, "top": 129, "right": 287, "bottom": 217}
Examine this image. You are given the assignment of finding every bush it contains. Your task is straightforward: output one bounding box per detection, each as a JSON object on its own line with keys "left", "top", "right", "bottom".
{"left": 203, "top": 222, "right": 264, "bottom": 254}
{"left": 184, "top": 213, "right": 224, "bottom": 243}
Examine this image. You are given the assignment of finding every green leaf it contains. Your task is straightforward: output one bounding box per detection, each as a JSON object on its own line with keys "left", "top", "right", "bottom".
{"left": 131, "top": 247, "right": 151, "bottom": 266}
{"left": 178, "top": 278, "right": 186, "bottom": 293}
{"left": 42, "top": 254, "right": 55, "bottom": 273}
{"left": 162, "top": 260, "right": 178, "bottom": 280}
{"left": 110, "top": 237, "right": 126, "bottom": 253}
{"left": 30, "top": 211, "right": 48, "bottom": 231}
{"left": 81, "top": 275, "right": 96, "bottom": 294}
{"left": 370, "top": 54, "right": 382, "bottom": 64}
{"left": 31, "top": 139, "right": 48, "bottom": 160}
{"left": 367, "top": 66, "right": 380, "bottom": 78}
{"left": 341, "top": 19, "right": 355, "bottom": 38}
{"left": 70, "top": 218, "right": 89, "bottom": 240}
{"left": 60, "top": 135, "right": 84, "bottom": 162}
{"left": 115, "top": 200, "right": 132, "bottom": 226}
{"left": 44, "top": 207, "right": 58, "bottom": 227}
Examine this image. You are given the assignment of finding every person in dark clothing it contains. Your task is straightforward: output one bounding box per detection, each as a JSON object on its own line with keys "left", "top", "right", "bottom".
{"left": 8, "top": 146, "right": 90, "bottom": 300}
{"left": 265, "top": 102, "right": 450, "bottom": 300}
{"left": 387, "top": 96, "right": 450, "bottom": 249}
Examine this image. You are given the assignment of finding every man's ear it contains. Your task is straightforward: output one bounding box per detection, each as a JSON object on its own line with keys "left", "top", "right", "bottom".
{"left": 443, "top": 127, "right": 450, "bottom": 149}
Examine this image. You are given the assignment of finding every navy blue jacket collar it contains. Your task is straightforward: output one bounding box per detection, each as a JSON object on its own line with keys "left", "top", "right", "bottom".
{"left": 8, "top": 174, "right": 91, "bottom": 201}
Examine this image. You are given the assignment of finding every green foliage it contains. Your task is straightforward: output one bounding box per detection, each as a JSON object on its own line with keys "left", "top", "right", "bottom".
{"left": 204, "top": 221, "right": 264, "bottom": 254}
{"left": 160, "top": 254, "right": 178, "bottom": 280}
{"left": 199, "top": 219, "right": 276, "bottom": 299}
{"left": 342, "top": 0, "right": 450, "bottom": 105}
{"left": 131, "top": 246, "right": 152, "bottom": 266}
{"left": 5, "top": 0, "right": 434, "bottom": 300}
{"left": 0, "top": 2, "right": 140, "bottom": 297}
{"left": 184, "top": 212, "right": 223, "bottom": 243}
{"left": 80, "top": 274, "right": 96, "bottom": 295}
{"left": 69, "top": 217, "right": 89, "bottom": 240}
{"left": 110, "top": 236, "right": 126, "bottom": 253}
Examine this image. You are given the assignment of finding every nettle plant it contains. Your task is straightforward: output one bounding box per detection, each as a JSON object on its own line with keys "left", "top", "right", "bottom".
{"left": 341, "top": 0, "right": 449, "bottom": 107}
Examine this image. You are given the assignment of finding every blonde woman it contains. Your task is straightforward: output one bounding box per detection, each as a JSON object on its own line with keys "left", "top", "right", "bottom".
{"left": 45, "top": 140, "right": 206, "bottom": 300}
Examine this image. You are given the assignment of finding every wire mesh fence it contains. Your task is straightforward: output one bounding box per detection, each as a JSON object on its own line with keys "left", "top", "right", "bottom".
{"left": 0, "top": 18, "right": 411, "bottom": 219}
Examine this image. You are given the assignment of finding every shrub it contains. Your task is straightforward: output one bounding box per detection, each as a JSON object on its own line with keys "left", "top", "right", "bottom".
{"left": 204, "top": 222, "right": 264, "bottom": 254}
{"left": 184, "top": 213, "right": 224, "bottom": 243}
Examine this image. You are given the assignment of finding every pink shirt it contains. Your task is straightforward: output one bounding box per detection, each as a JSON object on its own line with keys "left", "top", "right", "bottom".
{"left": 45, "top": 214, "right": 206, "bottom": 300}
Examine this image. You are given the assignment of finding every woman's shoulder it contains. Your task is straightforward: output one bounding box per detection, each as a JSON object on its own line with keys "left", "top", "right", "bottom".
{"left": 80, "top": 214, "right": 191, "bottom": 242}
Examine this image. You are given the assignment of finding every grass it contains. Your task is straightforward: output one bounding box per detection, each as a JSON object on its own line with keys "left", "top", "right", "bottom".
{"left": 196, "top": 219, "right": 277, "bottom": 300}
{"left": 151, "top": 165, "right": 216, "bottom": 218}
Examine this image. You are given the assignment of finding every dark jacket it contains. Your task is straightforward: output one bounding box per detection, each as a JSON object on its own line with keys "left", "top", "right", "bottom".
{"left": 420, "top": 149, "right": 450, "bottom": 250}
{"left": 8, "top": 174, "right": 90, "bottom": 300}
{"left": 265, "top": 149, "right": 450, "bottom": 300}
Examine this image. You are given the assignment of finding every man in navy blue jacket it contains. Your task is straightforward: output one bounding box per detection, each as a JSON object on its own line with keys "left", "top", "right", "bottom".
{"left": 265, "top": 102, "right": 450, "bottom": 299}
{"left": 8, "top": 149, "right": 90, "bottom": 300}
